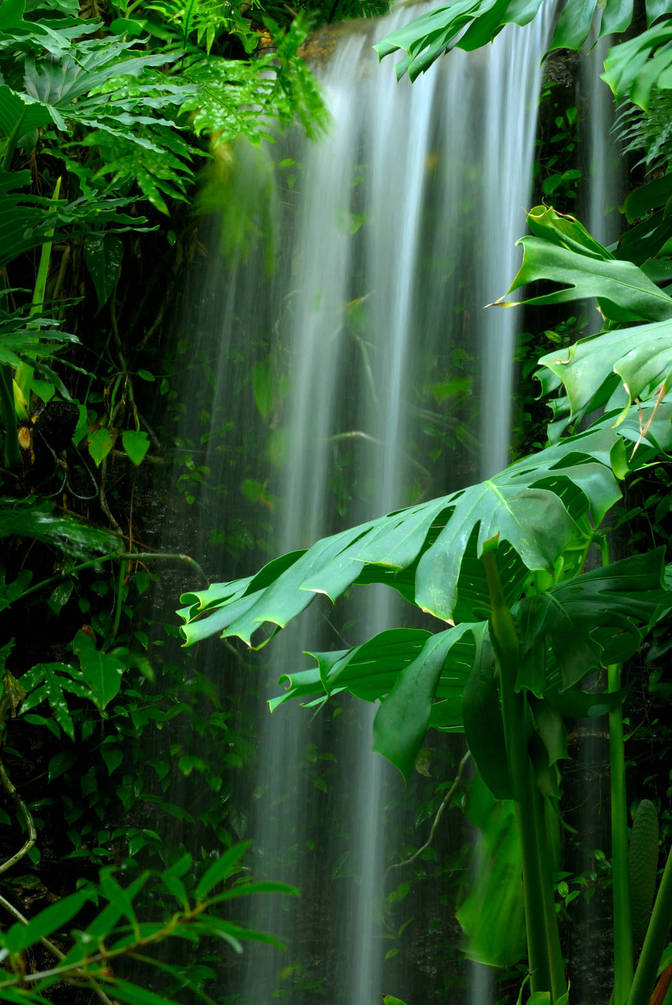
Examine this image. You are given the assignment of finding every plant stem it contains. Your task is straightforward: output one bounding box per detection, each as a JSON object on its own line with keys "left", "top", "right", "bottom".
{"left": 388, "top": 750, "right": 471, "bottom": 872}
{"left": 609, "top": 661, "right": 634, "bottom": 1005}
{"left": 601, "top": 535, "right": 634, "bottom": 1004}
{"left": 626, "top": 844, "right": 672, "bottom": 1005}
{"left": 16, "top": 550, "right": 209, "bottom": 603}
{"left": 0, "top": 757, "right": 36, "bottom": 874}
{"left": 483, "top": 550, "right": 560, "bottom": 996}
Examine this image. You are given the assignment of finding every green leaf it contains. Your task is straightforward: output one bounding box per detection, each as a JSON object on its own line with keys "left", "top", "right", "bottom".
{"left": 47, "top": 748, "right": 77, "bottom": 781}
{"left": 462, "top": 638, "right": 512, "bottom": 798}
{"left": 457, "top": 774, "right": 525, "bottom": 966}
{"left": 99, "top": 979, "right": 174, "bottom": 1005}
{"left": 84, "top": 233, "right": 123, "bottom": 312}
{"left": 517, "top": 550, "right": 670, "bottom": 691}
{"left": 179, "top": 429, "right": 621, "bottom": 646}
{"left": 20, "top": 664, "right": 80, "bottom": 740}
{"left": 4, "top": 891, "right": 90, "bottom": 952}
{"left": 73, "top": 631, "right": 124, "bottom": 709}
{"left": 539, "top": 321, "right": 672, "bottom": 423}
{"left": 121, "top": 429, "right": 150, "bottom": 466}
{"left": 497, "top": 206, "right": 672, "bottom": 323}
{"left": 195, "top": 841, "right": 249, "bottom": 901}
{"left": 88, "top": 425, "right": 116, "bottom": 466}
{"left": 373, "top": 0, "right": 635, "bottom": 81}
{"left": 373, "top": 624, "right": 481, "bottom": 780}
{"left": 603, "top": 21, "right": 672, "bottom": 109}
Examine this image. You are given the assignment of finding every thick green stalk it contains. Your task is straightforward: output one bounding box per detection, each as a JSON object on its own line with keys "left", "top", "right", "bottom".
{"left": 626, "top": 844, "right": 672, "bottom": 1005}
{"left": 483, "top": 550, "right": 555, "bottom": 995}
{"left": 0, "top": 365, "right": 21, "bottom": 470}
{"left": 532, "top": 786, "right": 567, "bottom": 1002}
{"left": 601, "top": 532, "right": 634, "bottom": 1005}
{"left": 609, "top": 661, "right": 634, "bottom": 1005}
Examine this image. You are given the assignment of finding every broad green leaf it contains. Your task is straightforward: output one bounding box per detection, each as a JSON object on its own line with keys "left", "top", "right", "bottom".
{"left": 273, "top": 625, "right": 481, "bottom": 745}
{"left": 602, "top": 21, "right": 672, "bottom": 109}
{"left": 4, "top": 891, "right": 90, "bottom": 953}
{"left": 0, "top": 83, "right": 51, "bottom": 139}
{"left": 88, "top": 425, "right": 116, "bottom": 466}
{"left": 84, "top": 233, "right": 123, "bottom": 312}
{"left": 457, "top": 775, "right": 525, "bottom": 966}
{"left": 179, "top": 429, "right": 621, "bottom": 645}
{"left": 374, "top": 0, "right": 635, "bottom": 81}
{"left": 462, "top": 637, "right": 511, "bottom": 798}
{"left": 72, "top": 631, "right": 124, "bottom": 709}
{"left": 121, "top": 429, "right": 150, "bottom": 466}
{"left": 517, "top": 550, "right": 670, "bottom": 691}
{"left": 373, "top": 624, "right": 482, "bottom": 780}
{"left": 497, "top": 206, "right": 672, "bottom": 323}
{"left": 538, "top": 320, "right": 672, "bottom": 429}
{"left": 0, "top": 498, "right": 122, "bottom": 557}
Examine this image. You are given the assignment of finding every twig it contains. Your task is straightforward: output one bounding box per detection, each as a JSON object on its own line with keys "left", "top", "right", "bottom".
{"left": 630, "top": 382, "right": 666, "bottom": 460}
{"left": 0, "top": 757, "right": 36, "bottom": 875}
{"left": 387, "top": 750, "right": 471, "bottom": 874}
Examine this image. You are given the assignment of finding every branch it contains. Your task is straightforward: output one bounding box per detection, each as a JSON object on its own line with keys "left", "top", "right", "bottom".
{"left": 0, "top": 757, "right": 36, "bottom": 875}
{"left": 388, "top": 750, "right": 471, "bottom": 873}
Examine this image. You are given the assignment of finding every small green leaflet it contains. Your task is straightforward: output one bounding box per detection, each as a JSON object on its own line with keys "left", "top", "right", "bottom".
{"left": 122, "top": 429, "right": 150, "bottom": 466}
{"left": 73, "top": 631, "right": 124, "bottom": 710}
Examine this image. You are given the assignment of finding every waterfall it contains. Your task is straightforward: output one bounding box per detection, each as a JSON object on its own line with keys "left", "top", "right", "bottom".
{"left": 171, "top": 5, "right": 553, "bottom": 1002}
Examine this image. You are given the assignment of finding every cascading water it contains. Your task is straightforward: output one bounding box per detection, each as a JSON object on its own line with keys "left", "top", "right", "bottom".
{"left": 171, "top": 6, "right": 554, "bottom": 1001}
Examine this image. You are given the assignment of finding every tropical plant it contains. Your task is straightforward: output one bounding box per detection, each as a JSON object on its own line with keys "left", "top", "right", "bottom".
{"left": 177, "top": 194, "right": 672, "bottom": 1003}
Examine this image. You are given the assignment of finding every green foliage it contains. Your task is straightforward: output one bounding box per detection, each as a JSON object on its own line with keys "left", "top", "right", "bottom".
{"left": 0, "top": 846, "right": 296, "bottom": 1005}
{"left": 178, "top": 196, "right": 672, "bottom": 1002}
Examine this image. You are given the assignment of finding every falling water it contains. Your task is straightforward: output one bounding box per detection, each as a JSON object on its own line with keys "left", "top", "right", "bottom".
{"left": 171, "top": 5, "right": 554, "bottom": 1002}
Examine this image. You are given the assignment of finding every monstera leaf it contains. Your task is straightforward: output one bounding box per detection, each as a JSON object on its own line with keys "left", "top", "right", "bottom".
{"left": 266, "top": 552, "right": 667, "bottom": 784}
{"left": 496, "top": 206, "right": 672, "bottom": 323}
{"left": 602, "top": 18, "right": 672, "bottom": 111}
{"left": 179, "top": 427, "right": 623, "bottom": 648}
{"left": 538, "top": 321, "right": 672, "bottom": 430}
{"left": 373, "top": 0, "right": 643, "bottom": 83}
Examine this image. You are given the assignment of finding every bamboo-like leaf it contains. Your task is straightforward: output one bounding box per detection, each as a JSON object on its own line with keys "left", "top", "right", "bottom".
{"left": 194, "top": 842, "right": 249, "bottom": 901}
{"left": 4, "top": 891, "right": 91, "bottom": 953}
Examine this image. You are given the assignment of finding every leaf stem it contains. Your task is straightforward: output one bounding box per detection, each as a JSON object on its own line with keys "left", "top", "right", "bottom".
{"left": 0, "top": 756, "right": 36, "bottom": 874}
{"left": 388, "top": 750, "right": 471, "bottom": 872}
{"left": 483, "top": 550, "right": 559, "bottom": 995}
{"left": 16, "top": 550, "right": 209, "bottom": 603}
{"left": 609, "top": 661, "right": 634, "bottom": 1005}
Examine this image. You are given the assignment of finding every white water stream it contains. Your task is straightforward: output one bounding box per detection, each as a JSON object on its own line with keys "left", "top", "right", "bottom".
{"left": 174, "top": 5, "right": 555, "bottom": 1001}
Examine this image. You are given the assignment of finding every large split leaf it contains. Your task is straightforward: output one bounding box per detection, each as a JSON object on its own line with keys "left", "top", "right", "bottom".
{"left": 516, "top": 550, "right": 670, "bottom": 693}
{"left": 457, "top": 773, "right": 525, "bottom": 966}
{"left": 179, "top": 427, "right": 621, "bottom": 647}
{"left": 496, "top": 206, "right": 672, "bottom": 323}
{"left": 602, "top": 19, "right": 672, "bottom": 111}
{"left": 537, "top": 319, "right": 672, "bottom": 429}
{"left": 373, "top": 0, "right": 636, "bottom": 83}
{"left": 270, "top": 623, "right": 485, "bottom": 780}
